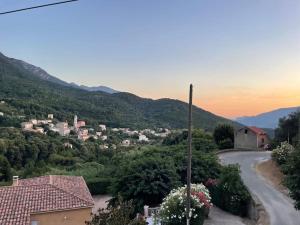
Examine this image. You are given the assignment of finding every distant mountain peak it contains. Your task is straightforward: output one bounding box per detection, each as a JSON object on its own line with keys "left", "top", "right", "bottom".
{"left": 6, "top": 55, "right": 118, "bottom": 94}
{"left": 236, "top": 106, "right": 300, "bottom": 129}
{"left": 69, "top": 83, "right": 119, "bottom": 94}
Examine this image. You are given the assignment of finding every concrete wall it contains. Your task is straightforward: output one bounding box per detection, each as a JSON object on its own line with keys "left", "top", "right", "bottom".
{"left": 30, "top": 207, "right": 92, "bottom": 225}
{"left": 248, "top": 194, "right": 270, "bottom": 225}
{"left": 256, "top": 134, "right": 270, "bottom": 148}
{"left": 235, "top": 128, "right": 258, "bottom": 149}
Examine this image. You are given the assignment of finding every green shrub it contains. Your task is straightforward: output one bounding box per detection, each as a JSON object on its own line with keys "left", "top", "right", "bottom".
{"left": 272, "top": 141, "right": 294, "bottom": 166}
{"left": 218, "top": 138, "right": 234, "bottom": 150}
{"left": 207, "top": 165, "right": 251, "bottom": 217}
{"left": 284, "top": 145, "right": 300, "bottom": 209}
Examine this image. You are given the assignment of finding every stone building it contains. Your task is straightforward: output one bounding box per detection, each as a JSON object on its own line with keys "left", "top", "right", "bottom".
{"left": 234, "top": 126, "right": 270, "bottom": 150}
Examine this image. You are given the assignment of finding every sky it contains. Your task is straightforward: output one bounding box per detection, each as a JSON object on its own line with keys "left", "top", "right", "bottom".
{"left": 1, "top": 0, "right": 300, "bottom": 119}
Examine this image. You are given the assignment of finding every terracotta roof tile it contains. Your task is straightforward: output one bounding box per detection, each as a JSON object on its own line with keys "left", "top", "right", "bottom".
{"left": 0, "top": 175, "right": 94, "bottom": 225}
{"left": 248, "top": 126, "right": 266, "bottom": 135}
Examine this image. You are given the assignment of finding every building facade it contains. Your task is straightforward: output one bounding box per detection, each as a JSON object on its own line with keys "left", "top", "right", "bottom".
{"left": 234, "top": 126, "right": 270, "bottom": 150}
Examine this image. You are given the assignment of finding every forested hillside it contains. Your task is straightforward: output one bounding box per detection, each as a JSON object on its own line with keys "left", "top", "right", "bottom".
{"left": 0, "top": 52, "right": 234, "bottom": 130}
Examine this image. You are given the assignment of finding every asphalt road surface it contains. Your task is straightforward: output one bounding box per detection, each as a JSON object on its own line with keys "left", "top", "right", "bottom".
{"left": 219, "top": 151, "right": 300, "bottom": 225}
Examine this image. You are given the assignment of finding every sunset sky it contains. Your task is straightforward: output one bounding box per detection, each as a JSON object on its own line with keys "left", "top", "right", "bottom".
{"left": 1, "top": 0, "right": 300, "bottom": 119}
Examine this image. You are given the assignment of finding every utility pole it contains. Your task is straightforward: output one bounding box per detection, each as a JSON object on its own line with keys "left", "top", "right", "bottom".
{"left": 298, "top": 111, "right": 300, "bottom": 145}
{"left": 186, "top": 84, "right": 193, "bottom": 225}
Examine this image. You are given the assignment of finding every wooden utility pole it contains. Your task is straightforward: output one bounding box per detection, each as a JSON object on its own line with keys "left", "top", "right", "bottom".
{"left": 186, "top": 84, "right": 193, "bottom": 225}
{"left": 298, "top": 111, "right": 300, "bottom": 145}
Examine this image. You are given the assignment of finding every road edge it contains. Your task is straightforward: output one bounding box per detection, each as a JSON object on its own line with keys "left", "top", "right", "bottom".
{"left": 217, "top": 150, "right": 271, "bottom": 225}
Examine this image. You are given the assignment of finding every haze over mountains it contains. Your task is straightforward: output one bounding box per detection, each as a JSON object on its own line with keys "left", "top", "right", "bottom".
{"left": 236, "top": 107, "right": 300, "bottom": 129}
{"left": 0, "top": 52, "right": 235, "bottom": 130}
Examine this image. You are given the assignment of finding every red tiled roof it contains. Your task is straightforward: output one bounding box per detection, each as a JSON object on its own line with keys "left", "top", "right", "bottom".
{"left": 0, "top": 175, "right": 94, "bottom": 225}
{"left": 248, "top": 126, "right": 266, "bottom": 135}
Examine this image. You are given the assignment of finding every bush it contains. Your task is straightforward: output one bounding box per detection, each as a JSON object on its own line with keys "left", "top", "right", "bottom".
{"left": 207, "top": 165, "right": 251, "bottom": 217}
{"left": 284, "top": 145, "right": 300, "bottom": 209}
{"left": 218, "top": 138, "right": 234, "bottom": 150}
{"left": 160, "top": 184, "right": 211, "bottom": 225}
{"left": 87, "top": 177, "right": 111, "bottom": 195}
{"left": 272, "top": 142, "right": 294, "bottom": 166}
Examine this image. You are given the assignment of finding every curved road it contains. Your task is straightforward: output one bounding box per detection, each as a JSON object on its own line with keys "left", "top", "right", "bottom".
{"left": 219, "top": 151, "right": 300, "bottom": 225}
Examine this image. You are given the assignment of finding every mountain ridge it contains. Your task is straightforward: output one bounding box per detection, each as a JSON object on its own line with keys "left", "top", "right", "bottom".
{"left": 0, "top": 52, "right": 236, "bottom": 130}
{"left": 4, "top": 53, "right": 118, "bottom": 94}
{"left": 236, "top": 106, "right": 300, "bottom": 129}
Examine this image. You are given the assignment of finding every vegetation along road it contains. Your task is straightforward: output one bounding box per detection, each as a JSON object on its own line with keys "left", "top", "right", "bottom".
{"left": 219, "top": 151, "right": 300, "bottom": 225}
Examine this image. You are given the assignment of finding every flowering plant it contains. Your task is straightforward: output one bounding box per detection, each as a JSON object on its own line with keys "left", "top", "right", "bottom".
{"left": 272, "top": 141, "right": 294, "bottom": 165}
{"left": 160, "top": 184, "right": 211, "bottom": 225}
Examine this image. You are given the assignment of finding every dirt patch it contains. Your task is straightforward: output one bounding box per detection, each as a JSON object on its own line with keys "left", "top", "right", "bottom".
{"left": 256, "top": 159, "right": 288, "bottom": 195}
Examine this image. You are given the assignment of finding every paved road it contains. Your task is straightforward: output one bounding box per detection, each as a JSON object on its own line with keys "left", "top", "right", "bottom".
{"left": 204, "top": 206, "right": 247, "bottom": 225}
{"left": 219, "top": 151, "right": 300, "bottom": 225}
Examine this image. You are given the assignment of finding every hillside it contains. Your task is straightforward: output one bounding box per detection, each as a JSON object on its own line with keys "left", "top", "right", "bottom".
{"left": 0, "top": 52, "right": 235, "bottom": 130}
{"left": 236, "top": 107, "right": 300, "bottom": 129}
{"left": 7, "top": 56, "right": 118, "bottom": 94}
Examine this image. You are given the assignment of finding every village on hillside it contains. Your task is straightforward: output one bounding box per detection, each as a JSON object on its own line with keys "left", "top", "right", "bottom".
{"left": 20, "top": 113, "right": 171, "bottom": 148}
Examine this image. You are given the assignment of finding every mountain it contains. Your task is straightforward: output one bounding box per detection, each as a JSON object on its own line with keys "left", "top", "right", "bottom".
{"left": 69, "top": 83, "right": 118, "bottom": 94}
{"left": 7, "top": 57, "right": 69, "bottom": 86}
{"left": 236, "top": 107, "right": 300, "bottom": 129}
{"left": 6, "top": 56, "right": 118, "bottom": 94}
{"left": 0, "top": 52, "right": 236, "bottom": 130}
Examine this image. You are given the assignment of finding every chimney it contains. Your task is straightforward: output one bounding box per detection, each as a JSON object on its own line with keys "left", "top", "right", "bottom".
{"left": 144, "top": 205, "right": 149, "bottom": 218}
{"left": 12, "top": 176, "right": 19, "bottom": 186}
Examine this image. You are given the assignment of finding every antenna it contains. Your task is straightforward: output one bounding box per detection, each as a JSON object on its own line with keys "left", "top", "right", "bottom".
{"left": 186, "top": 84, "right": 193, "bottom": 225}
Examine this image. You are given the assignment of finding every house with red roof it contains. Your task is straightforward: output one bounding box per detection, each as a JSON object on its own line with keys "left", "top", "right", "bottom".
{"left": 234, "top": 126, "right": 270, "bottom": 150}
{"left": 0, "top": 175, "right": 94, "bottom": 225}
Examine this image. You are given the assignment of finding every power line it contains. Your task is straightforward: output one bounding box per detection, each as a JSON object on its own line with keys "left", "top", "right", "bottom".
{"left": 0, "top": 0, "right": 79, "bottom": 15}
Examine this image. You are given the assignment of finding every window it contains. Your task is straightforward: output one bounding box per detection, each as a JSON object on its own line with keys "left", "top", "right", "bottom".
{"left": 244, "top": 129, "right": 248, "bottom": 134}
{"left": 31, "top": 221, "right": 39, "bottom": 225}
{"left": 261, "top": 138, "right": 264, "bottom": 143}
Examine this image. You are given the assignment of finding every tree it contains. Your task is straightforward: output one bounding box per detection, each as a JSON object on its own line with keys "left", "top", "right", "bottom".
{"left": 0, "top": 155, "right": 12, "bottom": 181}
{"left": 112, "top": 156, "right": 179, "bottom": 212}
{"left": 213, "top": 124, "right": 234, "bottom": 149}
{"left": 275, "top": 111, "right": 300, "bottom": 146}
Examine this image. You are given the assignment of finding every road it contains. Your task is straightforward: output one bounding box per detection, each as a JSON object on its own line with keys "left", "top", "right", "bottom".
{"left": 219, "top": 151, "right": 300, "bottom": 225}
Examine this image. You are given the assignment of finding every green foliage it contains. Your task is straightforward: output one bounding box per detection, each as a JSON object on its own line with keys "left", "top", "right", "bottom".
{"left": 0, "top": 155, "right": 12, "bottom": 181}
{"left": 87, "top": 177, "right": 111, "bottom": 195}
{"left": 160, "top": 184, "right": 210, "bottom": 225}
{"left": 86, "top": 196, "right": 147, "bottom": 225}
{"left": 163, "top": 129, "right": 217, "bottom": 152}
{"left": 271, "top": 142, "right": 294, "bottom": 166}
{"left": 0, "top": 52, "right": 235, "bottom": 130}
{"left": 213, "top": 124, "right": 234, "bottom": 149}
{"left": 175, "top": 151, "right": 221, "bottom": 185}
{"left": 208, "top": 165, "right": 251, "bottom": 217}
{"left": 284, "top": 145, "right": 300, "bottom": 209}
{"left": 275, "top": 111, "right": 300, "bottom": 146}
{"left": 112, "top": 155, "right": 179, "bottom": 212}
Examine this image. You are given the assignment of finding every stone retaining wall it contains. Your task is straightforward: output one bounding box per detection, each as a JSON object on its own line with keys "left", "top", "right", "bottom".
{"left": 248, "top": 194, "right": 270, "bottom": 225}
